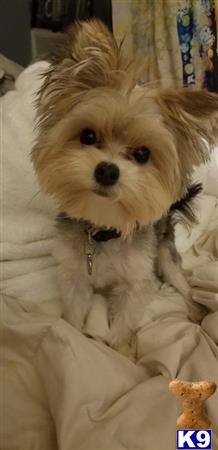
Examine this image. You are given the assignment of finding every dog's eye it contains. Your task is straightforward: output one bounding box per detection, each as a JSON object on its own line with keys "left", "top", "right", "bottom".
{"left": 132, "top": 146, "right": 150, "bottom": 164}
{"left": 80, "top": 129, "right": 96, "bottom": 145}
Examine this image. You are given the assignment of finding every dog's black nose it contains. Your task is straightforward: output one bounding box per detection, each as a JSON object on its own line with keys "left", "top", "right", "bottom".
{"left": 94, "top": 162, "right": 120, "bottom": 187}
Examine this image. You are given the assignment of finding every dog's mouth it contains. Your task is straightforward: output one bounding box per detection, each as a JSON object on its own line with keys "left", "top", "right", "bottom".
{"left": 92, "top": 186, "right": 121, "bottom": 203}
{"left": 93, "top": 188, "right": 110, "bottom": 198}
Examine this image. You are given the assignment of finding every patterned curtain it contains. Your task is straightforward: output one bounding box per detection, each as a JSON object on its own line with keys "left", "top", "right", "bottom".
{"left": 112, "top": 0, "right": 218, "bottom": 91}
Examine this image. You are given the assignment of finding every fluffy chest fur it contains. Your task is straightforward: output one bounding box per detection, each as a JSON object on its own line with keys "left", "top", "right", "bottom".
{"left": 91, "top": 228, "right": 156, "bottom": 289}
{"left": 54, "top": 220, "right": 157, "bottom": 291}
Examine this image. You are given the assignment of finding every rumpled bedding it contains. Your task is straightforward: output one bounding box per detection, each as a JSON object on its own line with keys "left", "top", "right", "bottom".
{"left": 1, "top": 62, "right": 218, "bottom": 450}
{"left": 0, "top": 53, "right": 23, "bottom": 96}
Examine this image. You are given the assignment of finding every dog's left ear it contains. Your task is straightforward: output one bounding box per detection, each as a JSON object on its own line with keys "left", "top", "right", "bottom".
{"left": 65, "top": 19, "right": 138, "bottom": 93}
{"left": 38, "top": 19, "right": 138, "bottom": 120}
{"left": 158, "top": 89, "right": 218, "bottom": 171}
{"left": 46, "top": 19, "right": 137, "bottom": 95}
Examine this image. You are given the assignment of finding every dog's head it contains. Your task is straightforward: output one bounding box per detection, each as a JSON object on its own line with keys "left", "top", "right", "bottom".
{"left": 32, "top": 19, "right": 218, "bottom": 236}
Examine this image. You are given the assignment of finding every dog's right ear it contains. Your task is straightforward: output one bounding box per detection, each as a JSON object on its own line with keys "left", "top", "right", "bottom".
{"left": 157, "top": 88, "right": 218, "bottom": 173}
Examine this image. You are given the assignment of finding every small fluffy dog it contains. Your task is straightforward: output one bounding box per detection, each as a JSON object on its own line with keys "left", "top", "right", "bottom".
{"left": 32, "top": 20, "right": 218, "bottom": 354}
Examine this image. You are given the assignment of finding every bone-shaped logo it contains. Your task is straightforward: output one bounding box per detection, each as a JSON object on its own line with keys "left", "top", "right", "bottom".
{"left": 169, "top": 380, "right": 217, "bottom": 429}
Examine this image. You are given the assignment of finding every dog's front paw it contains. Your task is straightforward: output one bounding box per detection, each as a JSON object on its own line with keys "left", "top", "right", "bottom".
{"left": 186, "top": 297, "right": 208, "bottom": 324}
{"left": 106, "top": 327, "right": 129, "bottom": 349}
{"left": 64, "top": 308, "right": 86, "bottom": 331}
{"left": 106, "top": 327, "right": 137, "bottom": 361}
{"left": 116, "top": 336, "right": 137, "bottom": 362}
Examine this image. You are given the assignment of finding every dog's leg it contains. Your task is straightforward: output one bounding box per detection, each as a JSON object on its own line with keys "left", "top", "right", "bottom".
{"left": 60, "top": 277, "right": 94, "bottom": 331}
{"left": 54, "top": 239, "right": 94, "bottom": 331}
{"left": 106, "top": 281, "right": 153, "bottom": 354}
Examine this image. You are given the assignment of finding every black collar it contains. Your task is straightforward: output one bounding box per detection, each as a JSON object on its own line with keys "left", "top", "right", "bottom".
{"left": 90, "top": 228, "right": 121, "bottom": 242}
{"left": 56, "top": 212, "right": 121, "bottom": 242}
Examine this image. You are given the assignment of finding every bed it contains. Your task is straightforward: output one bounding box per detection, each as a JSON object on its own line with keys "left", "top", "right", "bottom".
{"left": 1, "top": 62, "right": 218, "bottom": 450}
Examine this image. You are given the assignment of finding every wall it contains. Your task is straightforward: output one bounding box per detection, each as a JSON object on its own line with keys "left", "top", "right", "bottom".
{"left": 0, "top": 0, "right": 31, "bottom": 66}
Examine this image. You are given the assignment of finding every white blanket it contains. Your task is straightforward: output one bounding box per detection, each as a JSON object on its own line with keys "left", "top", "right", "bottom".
{"left": 1, "top": 63, "right": 218, "bottom": 450}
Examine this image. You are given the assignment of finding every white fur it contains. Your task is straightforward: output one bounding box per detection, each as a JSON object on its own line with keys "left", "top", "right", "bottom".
{"left": 54, "top": 223, "right": 157, "bottom": 353}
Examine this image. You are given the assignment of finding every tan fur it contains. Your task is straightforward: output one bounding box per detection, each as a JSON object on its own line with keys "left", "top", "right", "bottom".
{"left": 32, "top": 20, "right": 218, "bottom": 236}
{"left": 32, "top": 19, "right": 218, "bottom": 354}
{"left": 158, "top": 89, "right": 218, "bottom": 190}
{"left": 34, "top": 88, "right": 179, "bottom": 235}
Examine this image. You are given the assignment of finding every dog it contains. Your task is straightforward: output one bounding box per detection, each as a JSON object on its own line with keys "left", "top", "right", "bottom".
{"left": 32, "top": 19, "right": 218, "bottom": 355}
